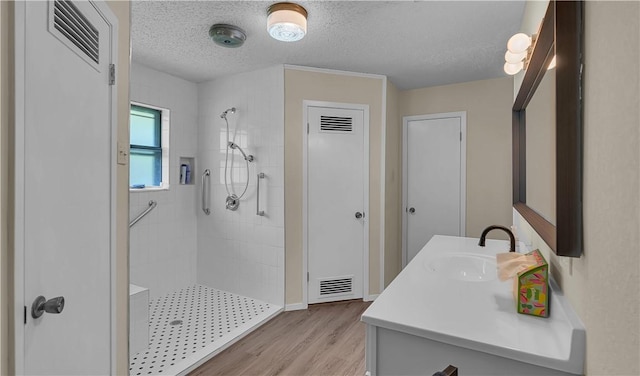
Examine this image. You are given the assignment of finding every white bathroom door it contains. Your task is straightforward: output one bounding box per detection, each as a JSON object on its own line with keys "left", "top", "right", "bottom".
{"left": 15, "top": 1, "right": 117, "bottom": 374}
{"left": 403, "top": 113, "right": 466, "bottom": 265}
{"left": 307, "top": 104, "right": 367, "bottom": 304}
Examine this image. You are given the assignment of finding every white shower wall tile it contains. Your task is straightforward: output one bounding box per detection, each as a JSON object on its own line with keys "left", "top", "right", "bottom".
{"left": 196, "top": 66, "right": 285, "bottom": 307}
{"left": 130, "top": 63, "right": 199, "bottom": 300}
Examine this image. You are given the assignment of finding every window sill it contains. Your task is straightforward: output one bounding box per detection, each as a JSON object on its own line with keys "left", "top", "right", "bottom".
{"left": 130, "top": 186, "right": 169, "bottom": 193}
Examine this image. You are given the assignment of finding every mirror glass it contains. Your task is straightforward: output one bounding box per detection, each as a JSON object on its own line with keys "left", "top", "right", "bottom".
{"left": 525, "top": 68, "right": 556, "bottom": 225}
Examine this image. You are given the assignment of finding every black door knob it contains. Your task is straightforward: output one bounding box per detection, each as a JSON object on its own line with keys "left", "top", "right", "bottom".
{"left": 409, "top": 207, "right": 416, "bottom": 214}
{"left": 31, "top": 295, "right": 65, "bottom": 319}
{"left": 355, "top": 212, "right": 363, "bottom": 219}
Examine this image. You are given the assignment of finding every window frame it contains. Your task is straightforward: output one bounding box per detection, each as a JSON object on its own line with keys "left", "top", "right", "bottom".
{"left": 129, "top": 101, "right": 170, "bottom": 191}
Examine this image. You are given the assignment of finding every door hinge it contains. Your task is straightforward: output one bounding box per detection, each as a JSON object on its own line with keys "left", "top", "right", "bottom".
{"left": 460, "top": 132, "right": 462, "bottom": 141}
{"left": 307, "top": 123, "right": 309, "bottom": 134}
{"left": 24, "top": 305, "right": 27, "bottom": 324}
{"left": 307, "top": 272, "right": 309, "bottom": 282}
{"left": 109, "top": 64, "right": 116, "bottom": 85}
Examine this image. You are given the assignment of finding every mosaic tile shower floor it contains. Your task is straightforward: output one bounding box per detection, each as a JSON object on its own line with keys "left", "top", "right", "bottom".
{"left": 130, "top": 285, "right": 279, "bottom": 375}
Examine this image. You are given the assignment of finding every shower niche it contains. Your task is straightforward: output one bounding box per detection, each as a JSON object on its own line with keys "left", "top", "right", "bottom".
{"left": 179, "top": 156, "right": 195, "bottom": 185}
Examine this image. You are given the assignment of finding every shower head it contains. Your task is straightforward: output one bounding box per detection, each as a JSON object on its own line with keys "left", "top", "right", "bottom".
{"left": 220, "top": 107, "right": 236, "bottom": 119}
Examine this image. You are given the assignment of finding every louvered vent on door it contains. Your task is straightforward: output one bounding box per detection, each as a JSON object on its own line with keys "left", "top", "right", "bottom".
{"left": 320, "top": 115, "right": 353, "bottom": 133}
{"left": 319, "top": 277, "right": 353, "bottom": 296}
{"left": 52, "top": 0, "right": 99, "bottom": 64}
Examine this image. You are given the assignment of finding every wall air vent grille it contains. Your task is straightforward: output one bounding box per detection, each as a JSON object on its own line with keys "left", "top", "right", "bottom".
{"left": 320, "top": 115, "right": 353, "bottom": 133}
{"left": 53, "top": 0, "right": 99, "bottom": 64}
{"left": 319, "top": 277, "right": 353, "bottom": 296}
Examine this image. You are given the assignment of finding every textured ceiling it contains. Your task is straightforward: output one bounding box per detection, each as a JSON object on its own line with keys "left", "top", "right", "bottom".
{"left": 131, "top": 1, "right": 525, "bottom": 90}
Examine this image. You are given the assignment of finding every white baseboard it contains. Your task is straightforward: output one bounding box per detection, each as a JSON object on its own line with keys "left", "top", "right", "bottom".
{"left": 288, "top": 296, "right": 377, "bottom": 309}
{"left": 364, "top": 294, "right": 379, "bottom": 302}
{"left": 285, "top": 302, "right": 308, "bottom": 311}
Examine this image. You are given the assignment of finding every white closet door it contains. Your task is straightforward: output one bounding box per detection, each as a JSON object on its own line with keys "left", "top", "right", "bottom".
{"left": 307, "top": 106, "right": 365, "bottom": 304}
{"left": 404, "top": 114, "right": 465, "bottom": 264}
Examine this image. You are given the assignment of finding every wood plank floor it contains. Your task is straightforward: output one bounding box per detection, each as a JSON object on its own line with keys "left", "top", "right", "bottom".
{"left": 190, "top": 300, "right": 371, "bottom": 376}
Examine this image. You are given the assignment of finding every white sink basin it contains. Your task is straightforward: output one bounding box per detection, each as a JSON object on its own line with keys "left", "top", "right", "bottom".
{"left": 363, "top": 236, "right": 586, "bottom": 375}
{"left": 425, "top": 253, "right": 497, "bottom": 282}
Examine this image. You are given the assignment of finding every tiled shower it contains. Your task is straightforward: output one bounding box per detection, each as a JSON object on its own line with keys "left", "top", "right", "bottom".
{"left": 129, "top": 64, "right": 199, "bottom": 300}
{"left": 196, "top": 65, "right": 285, "bottom": 306}
{"left": 129, "top": 63, "right": 285, "bottom": 375}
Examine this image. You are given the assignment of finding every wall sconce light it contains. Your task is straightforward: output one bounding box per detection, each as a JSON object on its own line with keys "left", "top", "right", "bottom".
{"left": 267, "top": 2, "right": 308, "bottom": 42}
{"left": 504, "top": 31, "right": 557, "bottom": 75}
{"left": 504, "top": 33, "right": 533, "bottom": 75}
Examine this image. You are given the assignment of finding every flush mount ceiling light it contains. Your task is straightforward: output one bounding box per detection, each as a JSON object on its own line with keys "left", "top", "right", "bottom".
{"left": 267, "top": 2, "right": 308, "bottom": 42}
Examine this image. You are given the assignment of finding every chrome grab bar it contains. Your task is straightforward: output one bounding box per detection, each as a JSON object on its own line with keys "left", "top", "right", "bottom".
{"left": 202, "top": 169, "right": 211, "bottom": 215}
{"left": 129, "top": 200, "right": 157, "bottom": 228}
{"left": 256, "top": 172, "right": 265, "bottom": 216}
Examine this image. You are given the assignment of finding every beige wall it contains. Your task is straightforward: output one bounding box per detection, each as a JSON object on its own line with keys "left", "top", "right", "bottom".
{"left": 398, "top": 77, "right": 514, "bottom": 240}
{"left": 384, "top": 81, "right": 401, "bottom": 287}
{"left": 515, "top": 1, "right": 640, "bottom": 374}
{"left": 284, "top": 68, "right": 384, "bottom": 305}
{"left": 0, "top": 2, "right": 130, "bottom": 374}
{"left": 106, "top": 1, "right": 131, "bottom": 374}
{"left": 0, "top": 2, "right": 10, "bottom": 374}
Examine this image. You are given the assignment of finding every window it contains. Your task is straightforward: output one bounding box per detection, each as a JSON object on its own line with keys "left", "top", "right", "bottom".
{"left": 130, "top": 103, "right": 169, "bottom": 190}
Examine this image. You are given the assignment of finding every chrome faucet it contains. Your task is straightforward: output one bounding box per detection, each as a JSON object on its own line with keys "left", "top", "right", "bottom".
{"left": 478, "top": 225, "right": 516, "bottom": 252}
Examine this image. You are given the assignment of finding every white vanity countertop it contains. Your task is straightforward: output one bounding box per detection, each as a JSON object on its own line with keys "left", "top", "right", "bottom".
{"left": 362, "top": 235, "right": 585, "bottom": 375}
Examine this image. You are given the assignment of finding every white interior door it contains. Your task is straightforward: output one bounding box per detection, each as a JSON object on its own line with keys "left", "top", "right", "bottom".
{"left": 307, "top": 105, "right": 366, "bottom": 304}
{"left": 403, "top": 113, "right": 466, "bottom": 265}
{"left": 16, "top": 1, "right": 116, "bottom": 374}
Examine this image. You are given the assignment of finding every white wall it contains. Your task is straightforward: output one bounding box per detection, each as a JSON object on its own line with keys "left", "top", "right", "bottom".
{"left": 197, "top": 66, "right": 285, "bottom": 307}
{"left": 129, "top": 63, "right": 199, "bottom": 300}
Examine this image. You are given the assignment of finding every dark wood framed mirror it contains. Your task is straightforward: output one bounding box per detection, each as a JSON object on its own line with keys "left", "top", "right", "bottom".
{"left": 512, "top": 0, "right": 584, "bottom": 257}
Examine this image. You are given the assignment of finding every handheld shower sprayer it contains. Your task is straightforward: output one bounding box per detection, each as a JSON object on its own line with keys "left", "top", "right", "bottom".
{"left": 219, "top": 106, "right": 254, "bottom": 211}
{"left": 220, "top": 107, "right": 236, "bottom": 119}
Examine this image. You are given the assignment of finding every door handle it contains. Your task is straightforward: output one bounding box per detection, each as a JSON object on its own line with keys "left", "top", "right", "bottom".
{"left": 409, "top": 207, "right": 416, "bottom": 214}
{"left": 355, "top": 212, "right": 364, "bottom": 219}
{"left": 31, "top": 295, "right": 65, "bottom": 319}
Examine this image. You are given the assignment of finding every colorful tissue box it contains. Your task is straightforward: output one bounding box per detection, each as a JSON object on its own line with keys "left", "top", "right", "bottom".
{"left": 516, "top": 249, "right": 549, "bottom": 318}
